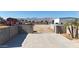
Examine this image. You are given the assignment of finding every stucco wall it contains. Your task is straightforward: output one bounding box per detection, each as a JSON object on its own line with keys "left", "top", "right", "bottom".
{"left": 19, "top": 24, "right": 34, "bottom": 33}
{"left": 0, "top": 28, "right": 9, "bottom": 44}
{"left": 0, "top": 26, "right": 18, "bottom": 44}
{"left": 0, "top": 24, "right": 35, "bottom": 44}
{"left": 9, "top": 26, "right": 18, "bottom": 39}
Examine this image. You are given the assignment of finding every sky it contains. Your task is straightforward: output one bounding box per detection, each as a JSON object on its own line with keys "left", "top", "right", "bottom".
{"left": 0, "top": 11, "right": 79, "bottom": 19}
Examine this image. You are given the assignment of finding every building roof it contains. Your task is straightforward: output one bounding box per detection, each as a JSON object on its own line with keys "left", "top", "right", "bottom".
{"left": 60, "top": 17, "right": 79, "bottom": 19}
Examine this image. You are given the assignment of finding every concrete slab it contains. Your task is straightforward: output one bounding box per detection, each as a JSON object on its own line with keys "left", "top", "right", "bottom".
{"left": 22, "top": 33, "right": 79, "bottom": 48}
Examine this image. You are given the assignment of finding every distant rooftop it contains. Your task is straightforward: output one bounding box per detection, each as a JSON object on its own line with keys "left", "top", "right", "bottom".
{"left": 17, "top": 17, "right": 54, "bottom": 21}
{"left": 60, "top": 17, "right": 79, "bottom": 19}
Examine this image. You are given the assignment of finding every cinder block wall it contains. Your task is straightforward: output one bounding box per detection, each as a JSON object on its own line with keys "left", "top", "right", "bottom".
{"left": 0, "top": 26, "right": 18, "bottom": 44}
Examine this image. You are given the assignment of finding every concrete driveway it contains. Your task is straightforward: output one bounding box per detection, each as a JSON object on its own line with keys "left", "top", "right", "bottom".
{"left": 22, "top": 33, "right": 79, "bottom": 48}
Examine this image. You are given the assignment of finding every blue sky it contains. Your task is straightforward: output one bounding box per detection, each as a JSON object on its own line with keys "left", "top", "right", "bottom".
{"left": 0, "top": 11, "right": 78, "bottom": 19}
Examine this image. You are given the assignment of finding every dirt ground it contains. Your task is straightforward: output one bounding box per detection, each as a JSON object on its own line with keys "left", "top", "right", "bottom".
{"left": 0, "top": 24, "right": 9, "bottom": 29}
{"left": 62, "top": 33, "right": 72, "bottom": 40}
{"left": 61, "top": 33, "right": 79, "bottom": 44}
{"left": 33, "top": 24, "right": 54, "bottom": 33}
{"left": 0, "top": 26, "right": 9, "bottom": 29}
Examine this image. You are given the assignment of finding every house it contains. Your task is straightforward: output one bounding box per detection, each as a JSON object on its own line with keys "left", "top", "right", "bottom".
{"left": 6, "top": 18, "right": 18, "bottom": 26}
{"left": 54, "top": 17, "right": 79, "bottom": 24}
{"left": 54, "top": 18, "right": 60, "bottom": 24}
{"left": 53, "top": 17, "right": 79, "bottom": 34}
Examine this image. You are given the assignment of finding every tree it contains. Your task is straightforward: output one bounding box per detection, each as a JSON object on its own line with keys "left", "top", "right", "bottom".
{"left": 72, "top": 19, "right": 79, "bottom": 38}
{"left": 0, "top": 17, "right": 5, "bottom": 23}
{"left": 45, "top": 20, "right": 48, "bottom": 24}
{"left": 0, "top": 17, "right": 4, "bottom": 20}
{"left": 41, "top": 20, "right": 43, "bottom": 24}
{"left": 64, "top": 19, "right": 79, "bottom": 39}
{"left": 25, "top": 20, "right": 28, "bottom": 23}
{"left": 52, "top": 20, "right": 54, "bottom": 24}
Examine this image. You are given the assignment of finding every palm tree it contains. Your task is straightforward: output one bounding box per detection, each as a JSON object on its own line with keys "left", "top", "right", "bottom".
{"left": 72, "top": 19, "right": 79, "bottom": 38}
{"left": 64, "top": 19, "right": 79, "bottom": 39}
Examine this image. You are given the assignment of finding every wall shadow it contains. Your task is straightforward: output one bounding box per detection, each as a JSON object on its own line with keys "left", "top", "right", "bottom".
{"left": 0, "top": 33, "right": 28, "bottom": 48}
